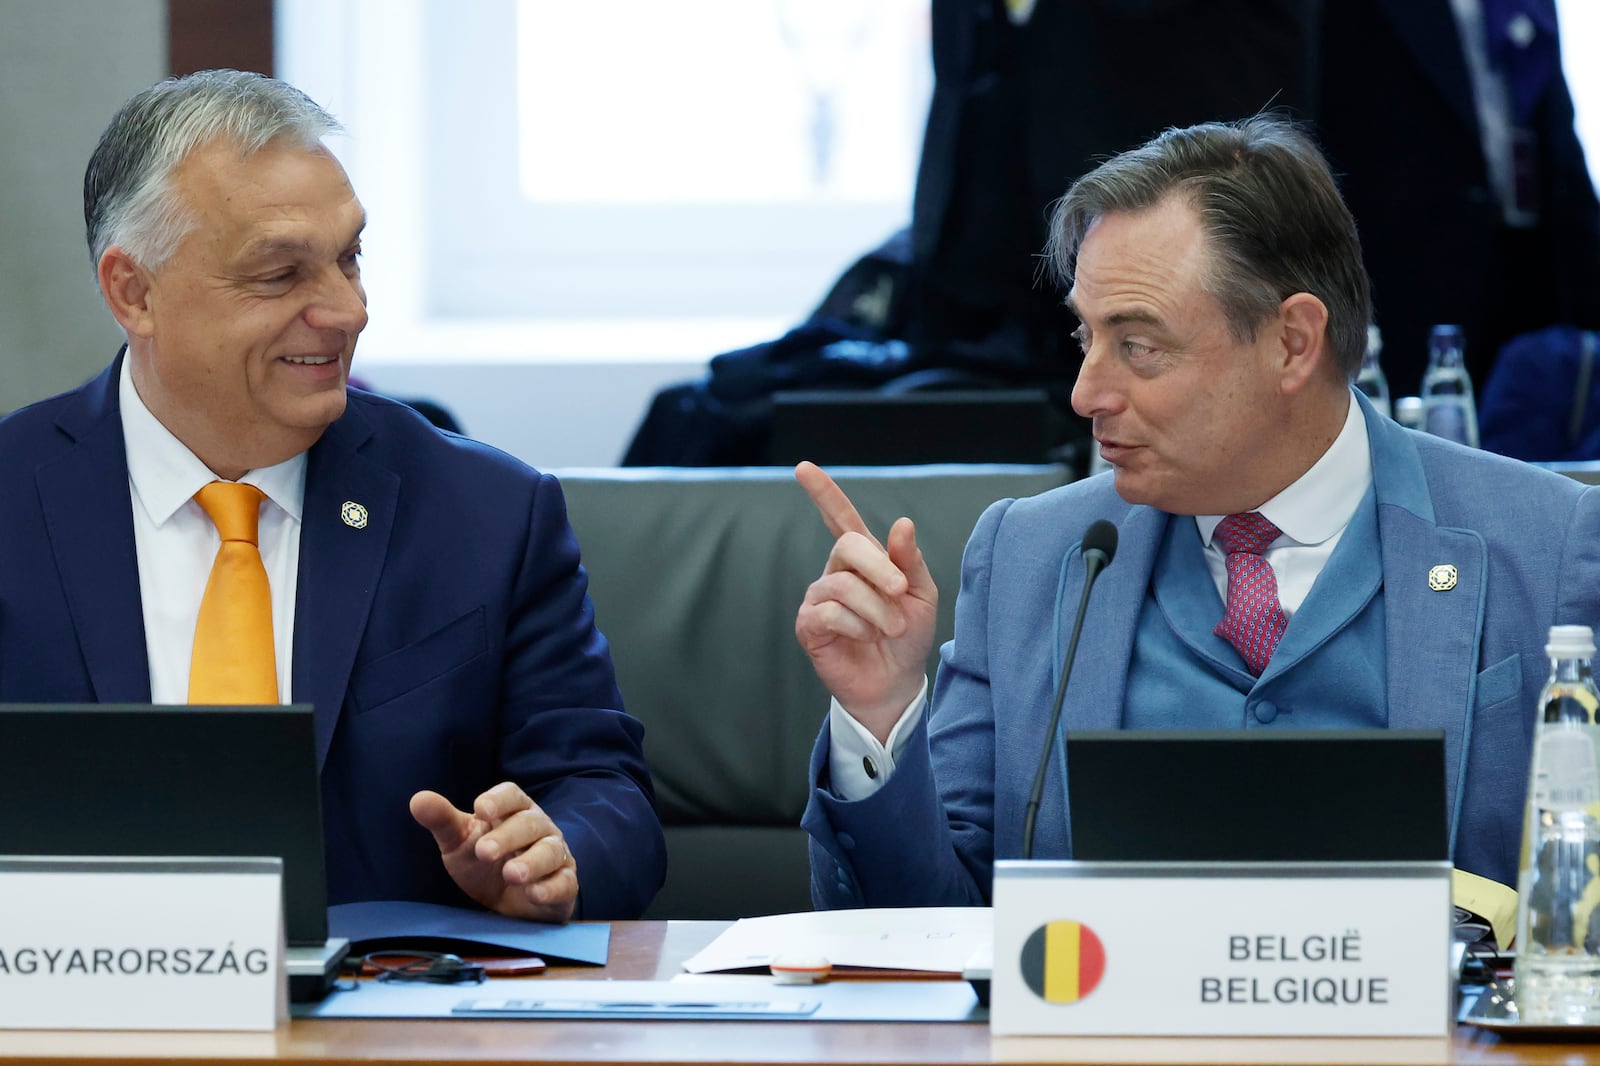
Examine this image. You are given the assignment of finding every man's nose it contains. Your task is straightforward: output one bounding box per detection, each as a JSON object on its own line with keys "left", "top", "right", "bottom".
{"left": 306, "top": 269, "right": 369, "bottom": 336}
{"left": 1071, "top": 341, "right": 1120, "bottom": 419}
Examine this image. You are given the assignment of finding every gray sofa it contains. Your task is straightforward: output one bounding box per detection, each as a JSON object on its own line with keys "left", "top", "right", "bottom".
{"left": 557, "top": 464, "right": 1074, "bottom": 919}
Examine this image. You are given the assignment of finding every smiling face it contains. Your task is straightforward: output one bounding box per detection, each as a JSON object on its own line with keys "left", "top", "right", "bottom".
{"left": 108, "top": 138, "right": 368, "bottom": 479}
{"left": 1068, "top": 195, "right": 1341, "bottom": 516}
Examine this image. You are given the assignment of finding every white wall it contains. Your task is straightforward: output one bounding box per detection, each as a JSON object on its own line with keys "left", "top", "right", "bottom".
{"left": 356, "top": 360, "right": 706, "bottom": 469}
{"left": 1558, "top": 0, "right": 1600, "bottom": 197}
{"left": 0, "top": 0, "right": 165, "bottom": 413}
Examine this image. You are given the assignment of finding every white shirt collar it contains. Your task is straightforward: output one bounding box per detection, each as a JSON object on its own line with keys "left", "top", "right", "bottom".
{"left": 119, "top": 356, "right": 306, "bottom": 526}
{"left": 1196, "top": 392, "right": 1372, "bottom": 549}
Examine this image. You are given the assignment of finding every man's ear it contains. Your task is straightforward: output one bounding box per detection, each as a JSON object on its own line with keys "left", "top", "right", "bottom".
{"left": 97, "top": 247, "right": 156, "bottom": 338}
{"left": 1275, "top": 292, "right": 1332, "bottom": 395}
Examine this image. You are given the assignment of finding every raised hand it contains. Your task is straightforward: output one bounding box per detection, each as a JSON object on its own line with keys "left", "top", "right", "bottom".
{"left": 793, "top": 461, "right": 938, "bottom": 744}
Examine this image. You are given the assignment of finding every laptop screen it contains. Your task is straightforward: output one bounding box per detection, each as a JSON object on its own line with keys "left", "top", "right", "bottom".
{"left": 1064, "top": 728, "right": 1448, "bottom": 863}
{"left": 0, "top": 704, "right": 328, "bottom": 945}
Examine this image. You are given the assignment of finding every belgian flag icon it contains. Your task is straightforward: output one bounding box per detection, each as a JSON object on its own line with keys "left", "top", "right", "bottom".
{"left": 1020, "top": 920, "right": 1106, "bottom": 1003}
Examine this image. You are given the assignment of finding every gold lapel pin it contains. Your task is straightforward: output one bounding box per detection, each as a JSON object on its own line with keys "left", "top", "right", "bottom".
{"left": 340, "top": 501, "right": 369, "bottom": 529}
{"left": 1428, "top": 564, "right": 1458, "bottom": 591}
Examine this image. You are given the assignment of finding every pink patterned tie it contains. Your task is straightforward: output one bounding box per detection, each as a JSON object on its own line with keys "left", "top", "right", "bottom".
{"left": 1212, "top": 512, "right": 1288, "bottom": 676}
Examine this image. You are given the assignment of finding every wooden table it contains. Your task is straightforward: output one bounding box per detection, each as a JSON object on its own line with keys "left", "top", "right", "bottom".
{"left": 0, "top": 921, "right": 1589, "bottom": 1065}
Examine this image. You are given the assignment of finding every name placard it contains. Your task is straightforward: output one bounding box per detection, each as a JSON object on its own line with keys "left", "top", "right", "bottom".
{"left": 990, "top": 860, "right": 1451, "bottom": 1037}
{"left": 0, "top": 856, "right": 286, "bottom": 1031}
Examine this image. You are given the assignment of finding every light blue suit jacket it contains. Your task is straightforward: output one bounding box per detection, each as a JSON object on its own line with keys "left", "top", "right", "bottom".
{"left": 804, "top": 394, "right": 1600, "bottom": 906}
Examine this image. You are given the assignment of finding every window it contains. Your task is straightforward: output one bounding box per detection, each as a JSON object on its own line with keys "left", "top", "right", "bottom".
{"left": 1558, "top": 0, "right": 1600, "bottom": 198}
{"left": 277, "top": 0, "right": 931, "bottom": 362}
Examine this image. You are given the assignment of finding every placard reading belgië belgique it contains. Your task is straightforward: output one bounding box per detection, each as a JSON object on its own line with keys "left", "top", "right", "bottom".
{"left": 0, "top": 857, "right": 284, "bottom": 1031}
{"left": 990, "top": 861, "right": 1451, "bottom": 1037}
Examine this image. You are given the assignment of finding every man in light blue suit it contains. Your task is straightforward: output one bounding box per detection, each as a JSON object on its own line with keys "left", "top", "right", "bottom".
{"left": 795, "top": 114, "right": 1600, "bottom": 910}
{"left": 0, "top": 71, "right": 664, "bottom": 920}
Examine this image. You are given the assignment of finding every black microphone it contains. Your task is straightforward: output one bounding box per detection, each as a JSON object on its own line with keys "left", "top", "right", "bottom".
{"left": 1021, "top": 519, "right": 1118, "bottom": 860}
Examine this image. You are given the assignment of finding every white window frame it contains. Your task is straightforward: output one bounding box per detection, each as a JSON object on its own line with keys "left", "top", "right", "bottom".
{"left": 276, "top": 0, "right": 927, "bottom": 365}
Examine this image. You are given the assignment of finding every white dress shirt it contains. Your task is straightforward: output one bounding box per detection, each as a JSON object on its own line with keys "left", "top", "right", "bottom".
{"left": 1195, "top": 392, "right": 1372, "bottom": 616}
{"left": 120, "top": 360, "right": 303, "bottom": 704}
{"left": 830, "top": 393, "right": 1373, "bottom": 799}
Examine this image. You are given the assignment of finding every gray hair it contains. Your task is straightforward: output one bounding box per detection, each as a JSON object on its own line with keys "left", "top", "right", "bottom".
{"left": 84, "top": 69, "right": 341, "bottom": 272}
{"left": 1046, "top": 114, "right": 1372, "bottom": 380}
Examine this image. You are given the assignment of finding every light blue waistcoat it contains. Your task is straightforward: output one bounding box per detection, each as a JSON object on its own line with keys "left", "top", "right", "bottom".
{"left": 1123, "top": 485, "right": 1388, "bottom": 731}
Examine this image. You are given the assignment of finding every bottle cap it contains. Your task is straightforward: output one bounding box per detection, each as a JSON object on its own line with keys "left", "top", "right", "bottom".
{"left": 1547, "top": 624, "right": 1597, "bottom": 658}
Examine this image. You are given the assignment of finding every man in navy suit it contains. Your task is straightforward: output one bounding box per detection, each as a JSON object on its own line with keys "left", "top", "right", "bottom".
{"left": 0, "top": 70, "right": 664, "bottom": 920}
{"left": 1319, "top": 0, "right": 1600, "bottom": 397}
{"left": 795, "top": 115, "right": 1600, "bottom": 911}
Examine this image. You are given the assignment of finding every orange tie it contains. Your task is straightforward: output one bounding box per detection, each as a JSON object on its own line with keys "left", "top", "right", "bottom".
{"left": 188, "top": 481, "right": 278, "bottom": 704}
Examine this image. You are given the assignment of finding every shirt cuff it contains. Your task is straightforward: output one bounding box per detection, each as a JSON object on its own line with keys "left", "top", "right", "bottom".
{"left": 826, "top": 677, "right": 930, "bottom": 801}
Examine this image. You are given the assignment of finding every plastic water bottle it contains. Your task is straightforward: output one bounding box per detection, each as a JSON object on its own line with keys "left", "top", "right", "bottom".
{"left": 1354, "top": 324, "right": 1391, "bottom": 418}
{"left": 1393, "top": 396, "right": 1425, "bottom": 432}
{"left": 1515, "top": 625, "right": 1600, "bottom": 1024}
{"left": 1420, "top": 324, "right": 1479, "bottom": 447}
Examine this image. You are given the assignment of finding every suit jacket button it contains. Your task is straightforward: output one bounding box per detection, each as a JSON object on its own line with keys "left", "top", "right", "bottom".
{"left": 1252, "top": 700, "right": 1279, "bottom": 725}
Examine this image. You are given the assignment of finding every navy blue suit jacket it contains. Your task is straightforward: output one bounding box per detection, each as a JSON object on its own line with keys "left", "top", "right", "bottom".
{"left": 0, "top": 355, "right": 665, "bottom": 919}
{"left": 1318, "top": 0, "right": 1600, "bottom": 397}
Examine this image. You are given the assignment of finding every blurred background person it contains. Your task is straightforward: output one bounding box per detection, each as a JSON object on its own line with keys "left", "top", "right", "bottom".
{"left": 1319, "top": 0, "right": 1600, "bottom": 399}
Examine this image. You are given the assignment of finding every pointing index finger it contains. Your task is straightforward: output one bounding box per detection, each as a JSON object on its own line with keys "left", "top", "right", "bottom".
{"left": 795, "top": 461, "right": 879, "bottom": 547}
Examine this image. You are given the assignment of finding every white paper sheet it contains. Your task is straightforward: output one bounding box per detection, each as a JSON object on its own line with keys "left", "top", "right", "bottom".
{"left": 681, "top": 907, "right": 992, "bottom": 974}
{"left": 296, "top": 977, "right": 981, "bottom": 1023}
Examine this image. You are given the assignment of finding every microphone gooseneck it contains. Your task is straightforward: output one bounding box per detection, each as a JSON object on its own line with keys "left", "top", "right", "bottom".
{"left": 1021, "top": 519, "right": 1118, "bottom": 860}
